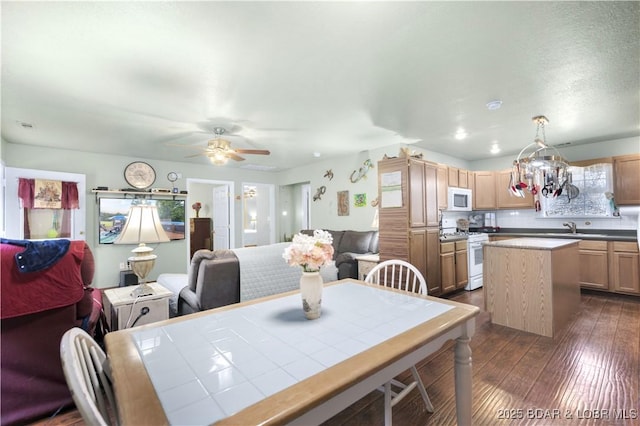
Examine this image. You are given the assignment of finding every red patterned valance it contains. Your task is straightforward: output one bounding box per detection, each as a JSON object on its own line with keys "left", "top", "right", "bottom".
{"left": 18, "top": 178, "right": 79, "bottom": 209}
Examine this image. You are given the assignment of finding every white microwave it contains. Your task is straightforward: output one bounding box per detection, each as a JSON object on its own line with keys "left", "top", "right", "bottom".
{"left": 447, "top": 187, "right": 473, "bottom": 211}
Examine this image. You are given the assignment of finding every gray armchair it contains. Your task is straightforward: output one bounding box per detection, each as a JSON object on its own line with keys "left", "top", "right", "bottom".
{"left": 177, "top": 249, "right": 240, "bottom": 315}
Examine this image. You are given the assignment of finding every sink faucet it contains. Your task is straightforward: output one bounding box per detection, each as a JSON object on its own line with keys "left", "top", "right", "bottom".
{"left": 563, "top": 221, "right": 577, "bottom": 234}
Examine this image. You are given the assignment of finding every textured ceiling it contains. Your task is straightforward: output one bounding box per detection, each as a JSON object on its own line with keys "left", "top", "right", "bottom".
{"left": 2, "top": 1, "right": 639, "bottom": 171}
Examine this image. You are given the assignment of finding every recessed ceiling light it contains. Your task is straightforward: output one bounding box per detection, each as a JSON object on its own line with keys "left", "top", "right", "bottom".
{"left": 454, "top": 129, "right": 467, "bottom": 140}
{"left": 490, "top": 144, "right": 501, "bottom": 154}
{"left": 486, "top": 100, "right": 503, "bottom": 111}
{"left": 313, "top": 152, "right": 321, "bottom": 158}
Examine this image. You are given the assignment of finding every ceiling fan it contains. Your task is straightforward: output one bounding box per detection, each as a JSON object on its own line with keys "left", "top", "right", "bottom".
{"left": 180, "top": 127, "right": 271, "bottom": 164}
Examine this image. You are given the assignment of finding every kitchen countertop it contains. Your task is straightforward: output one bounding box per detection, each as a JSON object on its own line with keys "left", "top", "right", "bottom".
{"left": 488, "top": 228, "right": 636, "bottom": 242}
{"left": 484, "top": 237, "right": 580, "bottom": 250}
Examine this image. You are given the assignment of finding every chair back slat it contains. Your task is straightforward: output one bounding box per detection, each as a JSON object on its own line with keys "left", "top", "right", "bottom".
{"left": 61, "top": 327, "right": 118, "bottom": 426}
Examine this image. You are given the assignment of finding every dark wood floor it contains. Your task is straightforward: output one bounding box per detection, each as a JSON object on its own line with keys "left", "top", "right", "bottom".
{"left": 31, "top": 288, "right": 639, "bottom": 426}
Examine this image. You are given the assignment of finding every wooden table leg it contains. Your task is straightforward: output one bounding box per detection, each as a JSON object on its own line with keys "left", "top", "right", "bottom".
{"left": 454, "top": 328, "right": 473, "bottom": 425}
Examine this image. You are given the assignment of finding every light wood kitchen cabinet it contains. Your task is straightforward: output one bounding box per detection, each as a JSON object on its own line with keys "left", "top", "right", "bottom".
{"left": 440, "top": 242, "right": 456, "bottom": 294}
{"left": 448, "top": 166, "right": 470, "bottom": 188}
{"left": 448, "top": 167, "right": 459, "bottom": 188}
{"left": 440, "top": 240, "right": 467, "bottom": 294}
{"left": 495, "top": 169, "right": 534, "bottom": 209}
{"left": 424, "top": 164, "right": 439, "bottom": 227}
{"left": 473, "top": 171, "right": 497, "bottom": 209}
{"left": 409, "top": 159, "right": 427, "bottom": 228}
{"left": 437, "top": 164, "right": 448, "bottom": 210}
{"left": 458, "top": 170, "right": 469, "bottom": 189}
{"left": 407, "top": 159, "right": 439, "bottom": 228}
{"left": 455, "top": 240, "right": 468, "bottom": 289}
{"left": 610, "top": 241, "right": 640, "bottom": 295}
{"left": 378, "top": 157, "right": 440, "bottom": 295}
{"left": 412, "top": 228, "right": 441, "bottom": 296}
{"left": 613, "top": 154, "right": 640, "bottom": 205}
{"left": 578, "top": 240, "right": 609, "bottom": 290}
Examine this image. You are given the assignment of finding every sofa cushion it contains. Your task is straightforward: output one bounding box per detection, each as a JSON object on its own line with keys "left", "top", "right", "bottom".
{"left": 338, "top": 231, "right": 374, "bottom": 254}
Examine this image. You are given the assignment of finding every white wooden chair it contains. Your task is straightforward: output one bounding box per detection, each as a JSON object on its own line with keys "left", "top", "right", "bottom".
{"left": 364, "top": 259, "right": 435, "bottom": 426}
{"left": 60, "top": 327, "right": 118, "bottom": 426}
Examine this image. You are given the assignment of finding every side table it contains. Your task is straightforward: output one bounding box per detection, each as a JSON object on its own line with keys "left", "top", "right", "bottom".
{"left": 356, "top": 254, "right": 380, "bottom": 280}
{"left": 103, "top": 282, "right": 173, "bottom": 331}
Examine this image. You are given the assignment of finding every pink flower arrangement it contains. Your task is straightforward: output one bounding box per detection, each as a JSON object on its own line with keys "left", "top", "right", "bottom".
{"left": 283, "top": 229, "right": 334, "bottom": 272}
{"left": 192, "top": 202, "right": 202, "bottom": 211}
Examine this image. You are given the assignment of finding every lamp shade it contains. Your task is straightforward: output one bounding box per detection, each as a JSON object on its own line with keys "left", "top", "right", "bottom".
{"left": 114, "top": 204, "right": 170, "bottom": 244}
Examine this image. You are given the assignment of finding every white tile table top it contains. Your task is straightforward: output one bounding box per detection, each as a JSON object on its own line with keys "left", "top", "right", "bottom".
{"left": 129, "top": 281, "right": 454, "bottom": 425}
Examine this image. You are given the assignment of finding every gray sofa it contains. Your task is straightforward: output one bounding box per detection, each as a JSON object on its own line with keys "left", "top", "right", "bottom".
{"left": 300, "top": 229, "right": 379, "bottom": 280}
{"left": 158, "top": 230, "right": 377, "bottom": 316}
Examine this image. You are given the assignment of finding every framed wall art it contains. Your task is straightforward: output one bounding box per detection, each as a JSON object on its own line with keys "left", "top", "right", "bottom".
{"left": 337, "top": 190, "right": 349, "bottom": 216}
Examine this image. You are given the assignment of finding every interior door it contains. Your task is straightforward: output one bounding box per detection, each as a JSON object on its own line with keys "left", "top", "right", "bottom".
{"left": 212, "top": 185, "right": 230, "bottom": 249}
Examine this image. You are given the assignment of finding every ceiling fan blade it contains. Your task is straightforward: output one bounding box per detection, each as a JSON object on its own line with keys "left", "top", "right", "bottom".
{"left": 228, "top": 153, "right": 246, "bottom": 161}
{"left": 234, "top": 149, "right": 271, "bottom": 155}
{"left": 185, "top": 153, "right": 205, "bottom": 158}
{"left": 167, "top": 143, "right": 206, "bottom": 150}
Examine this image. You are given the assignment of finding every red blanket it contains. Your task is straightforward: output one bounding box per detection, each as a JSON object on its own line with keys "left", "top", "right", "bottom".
{"left": 1, "top": 240, "right": 85, "bottom": 319}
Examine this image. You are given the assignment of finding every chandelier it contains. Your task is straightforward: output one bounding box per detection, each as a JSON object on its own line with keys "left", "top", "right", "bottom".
{"left": 510, "top": 116, "right": 570, "bottom": 198}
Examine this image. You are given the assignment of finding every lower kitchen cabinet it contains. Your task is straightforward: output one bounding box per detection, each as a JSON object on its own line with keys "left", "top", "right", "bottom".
{"left": 440, "top": 240, "right": 468, "bottom": 294}
{"left": 440, "top": 243, "right": 456, "bottom": 294}
{"left": 410, "top": 228, "right": 441, "bottom": 296}
{"left": 578, "top": 240, "right": 609, "bottom": 290}
{"left": 610, "top": 241, "right": 640, "bottom": 295}
{"left": 455, "top": 241, "right": 468, "bottom": 289}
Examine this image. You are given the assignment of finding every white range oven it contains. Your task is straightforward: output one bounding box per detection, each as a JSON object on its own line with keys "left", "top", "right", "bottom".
{"left": 465, "top": 232, "right": 489, "bottom": 291}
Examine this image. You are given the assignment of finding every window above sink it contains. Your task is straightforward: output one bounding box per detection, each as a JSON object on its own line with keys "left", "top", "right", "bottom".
{"left": 540, "top": 163, "right": 615, "bottom": 218}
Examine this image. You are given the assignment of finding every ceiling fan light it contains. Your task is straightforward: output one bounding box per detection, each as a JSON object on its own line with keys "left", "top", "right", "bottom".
{"left": 210, "top": 152, "right": 228, "bottom": 165}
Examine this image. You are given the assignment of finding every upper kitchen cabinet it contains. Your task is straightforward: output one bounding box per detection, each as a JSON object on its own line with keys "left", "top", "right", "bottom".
{"left": 458, "top": 170, "right": 470, "bottom": 188}
{"left": 613, "top": 154, "right": 640, "bottom": 205}
{"left": 473, "top": 171, "right": 497, "bottom": 210}
{"left": 495, "top": 169, "right": 535, "bottom": 209}
{"left": 407, "top": 159, "right": 439, "bottom": 228}
{"left": 377, "top": 157, "right": 440, "bottom": 289}
{"left": 448, "top": 167, "right": 470, "bottom": 189}
{"left": 437, "top": 164, "right": 448, "bottom": 210}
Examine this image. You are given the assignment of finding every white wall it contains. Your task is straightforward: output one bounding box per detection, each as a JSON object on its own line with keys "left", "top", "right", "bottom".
{"left": 2, "top": 137, "right": 638, "bottom": 286}
{"left": 276, "top": 143, "right": 470, "bottom": 232}
{"left": 490, "top": 206, "right": 640, "bottom": 231}
{"left": 2, "top": 143, "right": 278, "bottom": 287}
{"left": 470, "top": 136, "right": 640, "bottom": 171}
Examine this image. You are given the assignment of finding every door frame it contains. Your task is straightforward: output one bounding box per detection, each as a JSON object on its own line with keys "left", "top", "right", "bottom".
{"left": 241, "top": 182, "right": 276, "bottom": 246}
{"left": 186, "top": 178, "right": 235, "bottom": 249}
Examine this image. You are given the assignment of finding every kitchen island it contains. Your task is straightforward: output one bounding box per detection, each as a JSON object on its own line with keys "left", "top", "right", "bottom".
{"left": 483, "top": 238, "right": 580, "bottom": 338}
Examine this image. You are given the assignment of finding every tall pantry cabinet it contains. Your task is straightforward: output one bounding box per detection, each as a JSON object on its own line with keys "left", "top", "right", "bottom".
{"left": 377, "top": 157, "right": 441, "bottom": 296}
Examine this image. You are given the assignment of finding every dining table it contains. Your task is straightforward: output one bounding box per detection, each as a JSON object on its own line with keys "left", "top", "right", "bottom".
{"left": 105, "top": 279, "right": 480, "bottom": 425}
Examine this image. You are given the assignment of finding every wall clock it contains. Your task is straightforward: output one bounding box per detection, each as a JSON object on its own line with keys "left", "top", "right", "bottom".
{"left": 124, "top": 161, "right": 156, "bottom": 189}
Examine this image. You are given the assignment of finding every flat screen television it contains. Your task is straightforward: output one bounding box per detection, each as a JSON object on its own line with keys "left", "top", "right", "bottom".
{"left": 99, "top": 198, "right": 185, "bottom": 244}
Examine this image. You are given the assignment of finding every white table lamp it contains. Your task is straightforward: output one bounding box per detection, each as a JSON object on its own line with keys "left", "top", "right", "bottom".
{"left": 114, "top": 203, "right": 170, "bottom": 297}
